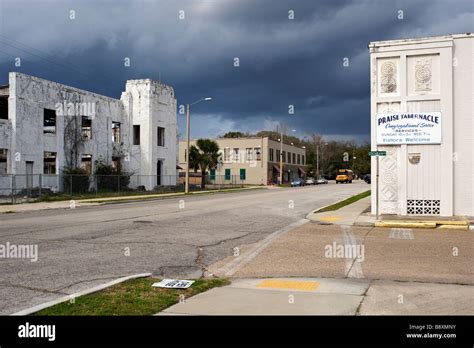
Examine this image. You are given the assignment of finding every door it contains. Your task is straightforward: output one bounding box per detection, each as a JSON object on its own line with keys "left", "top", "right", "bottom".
{"left": 156, "top": 160, "right": 162, "bottom": 186}
{"left": 26, "top": 161, "right": 33, "bottom": 190}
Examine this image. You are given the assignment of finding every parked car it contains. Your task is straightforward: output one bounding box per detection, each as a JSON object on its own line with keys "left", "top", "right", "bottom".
{"left": 316, "top": 178, "right": 328, "bottom": 185}
{"left": 291, "top": 178, "right": 304, "bottom": 187}
{"left": 305, "top": 177, "right": 316, "bottom": 185}
{"left": 364, "top": 174, "right": 371, "bottom": 184}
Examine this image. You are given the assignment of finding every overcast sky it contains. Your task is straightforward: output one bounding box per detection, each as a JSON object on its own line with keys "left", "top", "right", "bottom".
{"left": 0, "top": 0, "right": 472, "bottom": 142}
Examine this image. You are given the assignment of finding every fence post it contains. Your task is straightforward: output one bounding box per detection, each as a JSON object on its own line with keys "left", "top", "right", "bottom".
{"left": 70, "top": 175, "right": 73, "bottom": 197}
{"left": 117, "top": 175, "right": 120, "bottom": 195}
{"left": 39, "top": 174, "right": 42, "bottom": 200}
{"left": 11, "top": 174, "right": 14, "bottom": 204}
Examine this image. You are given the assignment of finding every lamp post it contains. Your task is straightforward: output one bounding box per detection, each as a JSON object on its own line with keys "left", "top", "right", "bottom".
{"left": 185, "top": 97, "right": 212, "bottom": 194}
{"left": 316, "top": 142, "right": 327, "bottom": 179}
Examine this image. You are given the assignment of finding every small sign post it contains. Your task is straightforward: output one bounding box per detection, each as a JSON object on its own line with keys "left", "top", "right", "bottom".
{"left": 369, "top": 151, "right": 387, "bottom": 220}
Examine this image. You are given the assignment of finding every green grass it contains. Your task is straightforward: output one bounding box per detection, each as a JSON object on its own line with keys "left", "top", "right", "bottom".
{"left": 33, "top": 277, "right": 230, "bottom": 316}
{"left": 317, "top": 190, "right": 371, "bottom": 213}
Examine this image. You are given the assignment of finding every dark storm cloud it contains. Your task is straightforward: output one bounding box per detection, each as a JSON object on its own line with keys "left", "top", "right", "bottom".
{"left": 0, "top": 0, "right": 472, "bottom": 140}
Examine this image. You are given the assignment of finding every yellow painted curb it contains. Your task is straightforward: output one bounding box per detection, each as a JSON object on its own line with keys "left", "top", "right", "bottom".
{"left": 375, "top": 221, "right": 436, "bottom": 229}
{"left": 436, "top": 224, "right": 469, "bottom": 231}
{"left": 422, "top": 220, "right": 469, "bottom": 226}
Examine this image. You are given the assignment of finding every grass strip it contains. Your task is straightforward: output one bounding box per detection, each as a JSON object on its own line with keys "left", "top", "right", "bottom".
{"left": 34, "top": 277, "right": 229, "bottom": 316}
{"left": 317, "top": 190, "right": 371, "bottom": 213}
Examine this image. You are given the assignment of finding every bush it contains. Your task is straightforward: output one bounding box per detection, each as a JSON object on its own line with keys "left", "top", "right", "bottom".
{"left": 62, "top": 167, "right": 90, "bottom": 193}
{"left": 94, "top": 160, "right": 131, "bottom": 191}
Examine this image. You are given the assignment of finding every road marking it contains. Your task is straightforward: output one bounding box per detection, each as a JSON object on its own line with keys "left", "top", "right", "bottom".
{"left": 219, "top": 219, "right": 309, "bottom": 277}
{"left": 341, "top": 226, "right": 365, "bottom": 279}
{"left": 319, "top": 216, "right": 341, "bottom": 222}
{"left": 257, "top": 279, "right": 319, "bottom": 291}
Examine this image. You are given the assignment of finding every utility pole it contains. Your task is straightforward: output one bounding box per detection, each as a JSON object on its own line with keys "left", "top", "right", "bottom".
{"left": 316, "top": 144, "right": 319, "bottom": 179}
{"left": 185, "top": 103, "right": 190, "bottom": 194}
{"left": 184, "top": 97, "right": 212, "bottom": 194}
{"left": 279, "top": 128, "right": 283, "bottom": 185}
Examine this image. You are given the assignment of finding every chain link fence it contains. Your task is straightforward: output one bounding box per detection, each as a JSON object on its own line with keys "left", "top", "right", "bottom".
{"left": 0, "top": 174, "right": 245, "bottom": 204}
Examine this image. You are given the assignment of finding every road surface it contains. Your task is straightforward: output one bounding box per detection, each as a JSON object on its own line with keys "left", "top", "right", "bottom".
{"left": 0, "top": 181, "right": 368, "bottom": 314}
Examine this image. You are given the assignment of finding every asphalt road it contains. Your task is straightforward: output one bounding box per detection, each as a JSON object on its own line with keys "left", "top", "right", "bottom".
{"left": 0, "top": 181, "right": 368, "bottom": 314}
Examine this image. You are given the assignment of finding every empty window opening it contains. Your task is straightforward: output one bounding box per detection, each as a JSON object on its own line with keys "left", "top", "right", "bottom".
{"left": 0, "top": 96, "right": 8, "bottom": 120}
{"left": 0, "top": 149, "right": 7, "bottom": 174}
{"left": 43, "top": 109, "right": 56, "bottom": 135}
{"left": 133, "top": 125, "right": 140, "bottom": 145}
{"left": 81, "top": 154, "right": 92, "bottom": 174}
{"left": 157, "top": 127, "right": 165, "bottom": 146}
{"left": 112, "top": 122, "right": 121, "bottom": 144}
{"left": 81, "top": 116, "right": 92, "bottom": 139}
{"left": 43, "top": 152, "right": 57, "bottom": 174}
{"left": 112, "top": 156, "right": 121, "bottom": 171}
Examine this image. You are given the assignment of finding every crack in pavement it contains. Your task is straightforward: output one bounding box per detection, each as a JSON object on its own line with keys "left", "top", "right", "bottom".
{"left": 0, "top": 281, "right": 68, "bottom": 295}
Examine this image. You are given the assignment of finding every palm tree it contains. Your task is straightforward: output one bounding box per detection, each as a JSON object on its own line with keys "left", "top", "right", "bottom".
{"left": 189, "top": 139, "right": 221, "bottom": 189}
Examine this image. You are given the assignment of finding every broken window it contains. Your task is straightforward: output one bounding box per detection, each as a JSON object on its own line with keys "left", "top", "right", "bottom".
{"left": 43, "top": 109, "right": 56, "bottom": 135}
{"left": 112, "top": 156, "right": 121, "bottom": 171}
{"left": 133, "top": 125, "right": 140, "bottom": 145}
{"left": 81, "top": 116, "right": 92, "bottom": 139}
{"left": 43, "top": 152, "right": 57, "bottom": 174}
{"left": 157, "top": 127, "right": 165, "bottom": 147}
{"left": 0, "top": 149, "right": 7, "bottom": 174}
{"left": 81, "top": 154, "right": 92, "bottom": 174}
{"left": 112, "top": 121, "right": 121, "bottom": 144}
{"left": 0, "top": 97, "right": 7, "bottom": 120}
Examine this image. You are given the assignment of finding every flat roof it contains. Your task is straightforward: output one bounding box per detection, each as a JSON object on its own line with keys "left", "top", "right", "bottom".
{"left": 368, "top": 33, "right": 472, "bottom": 48}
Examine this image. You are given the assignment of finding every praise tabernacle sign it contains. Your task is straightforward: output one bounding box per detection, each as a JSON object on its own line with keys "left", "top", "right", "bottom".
{"left": 376, "top": 112, "right": 442, "bottom": 145}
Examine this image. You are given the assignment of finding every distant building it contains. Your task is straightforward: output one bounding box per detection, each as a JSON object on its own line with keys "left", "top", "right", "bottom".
{"left": 0, "top": 72, "right": 178, "bottom": 194}
{"left": 369, "top": 33, "right": 473, "bottom": 216}
{"left": 178, "top": 136, "right": 306, "bottom": 185}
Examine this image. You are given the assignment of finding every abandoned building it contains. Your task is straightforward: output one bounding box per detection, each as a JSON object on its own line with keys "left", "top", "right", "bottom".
{"left": 0, "top": 72, "right": 178, "bottom": 194}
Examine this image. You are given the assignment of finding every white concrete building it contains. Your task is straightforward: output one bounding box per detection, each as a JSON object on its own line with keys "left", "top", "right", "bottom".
{"left": 369, "top": 33, "right": 473, "bottom": 217}
{"left": 0, "top": 72, "right": 178, "bottom": 193}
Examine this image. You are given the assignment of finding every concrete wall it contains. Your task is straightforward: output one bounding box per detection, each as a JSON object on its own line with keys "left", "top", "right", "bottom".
{"left": 369, "top": 34, "right": 473, "bottom": 217}
{"left": 0, "top": 72, "right": 177, "bottom": 192}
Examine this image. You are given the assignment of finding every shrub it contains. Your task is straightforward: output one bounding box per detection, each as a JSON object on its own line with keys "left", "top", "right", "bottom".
{"left": 62, "top": 167, "right": 90, "bottom": 193}
{"left": 94, "top": 160, "right": 131, "bottom": 191}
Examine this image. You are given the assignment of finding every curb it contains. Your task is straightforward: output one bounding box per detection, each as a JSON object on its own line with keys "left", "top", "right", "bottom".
{"left": 12, "top": 273, "right": 152, "bottom": 316}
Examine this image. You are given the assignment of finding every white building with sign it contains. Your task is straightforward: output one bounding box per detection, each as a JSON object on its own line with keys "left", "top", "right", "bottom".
{"left": 369, "top": 33, "right": 473, "bottom": 217}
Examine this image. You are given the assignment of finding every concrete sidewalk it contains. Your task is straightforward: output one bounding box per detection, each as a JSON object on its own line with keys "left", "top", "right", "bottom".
{"left": 159, "top": 278, "right": 370, "bottom": 315}
{"left": 0, "top": 187, "right": 263, "bottom": 214}
{"left": 158, "top": 277, "right": 474, "bottom": 315}
{"left": 306, "top": 196, "right": 374, "bottom": 226}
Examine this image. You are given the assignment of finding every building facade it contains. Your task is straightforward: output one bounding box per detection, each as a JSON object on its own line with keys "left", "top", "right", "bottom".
{"left": 178, "top": 137, "right": 306, "bottom": 185}
{"left": 0, "top": 72, "right": 178, "bottom": 193}
{"left": 369, "top": 34, "right": 473, "bottom": 217}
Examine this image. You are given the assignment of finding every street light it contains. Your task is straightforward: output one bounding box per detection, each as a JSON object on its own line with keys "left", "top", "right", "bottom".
{"left": 185, "top": 97, "right": 213, "bottom": 194}
{"left": 316, "top": 142, "right": 327, "bottom": 179}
